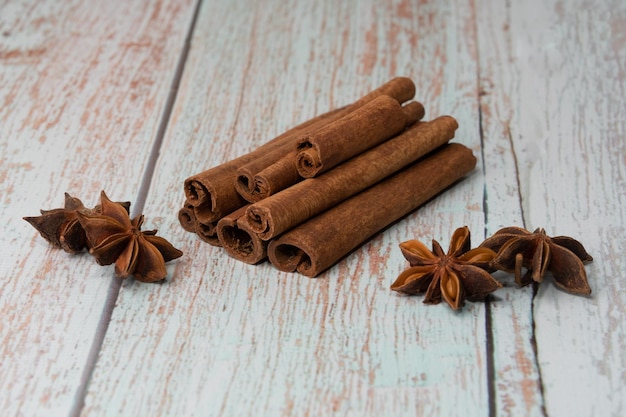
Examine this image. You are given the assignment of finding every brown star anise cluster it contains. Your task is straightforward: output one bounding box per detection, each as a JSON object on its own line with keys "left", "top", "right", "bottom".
{"left": 23, "top": 193, "right": 130, "bottom": 254}
{"left": 391, "top": 226, "right": 501, "bottom": 310}
{"left": 393, "top": 226, "right": 593, "bottom": 310}
{"left": 24, "top": 191, "right": 182, "bottom": 283}
{"left": 480, "top": 226, "right": 592, "bottom": 295}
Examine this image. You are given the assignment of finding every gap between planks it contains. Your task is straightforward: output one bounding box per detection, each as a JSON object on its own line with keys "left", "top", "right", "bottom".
{"left": 474, "top": 12, "right": 501, "bottom": 417}
{"left": 67, "top": 1, "right": 204, "bottom": 416}
{"left": 472, "top": 2, "right": 545, "bottom": 413}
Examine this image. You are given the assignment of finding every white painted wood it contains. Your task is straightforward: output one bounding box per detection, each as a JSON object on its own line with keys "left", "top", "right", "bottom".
{"left": 0, "top": 1, "right": 196, "bottom": 416}
{"left": 81, "top": 0, "right": 493, "bottom": 416}
{"left": 474, "top": 1, "right": 545, "bottom": 415}
{"left": 477, "top": 0, "right": 626, "bottom": 416}
{"left": 2, "top": 0, "right": 624, "bottom": 416}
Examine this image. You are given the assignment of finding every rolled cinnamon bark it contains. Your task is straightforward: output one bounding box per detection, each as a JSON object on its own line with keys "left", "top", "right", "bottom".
{"left": 186, "top": 77, "right": 417, "bottom": 222}
{"left": 195, "top": 220, "right": 221, "bottom": 246}
{"left": 178, "top": 201, "right": 197, "bottom": 233}
{"left": 246, "top": 116, "right": 459, "bottom": 240}
{"left": 267, "top": 143, "right": 476, "bottom": 277}
{"left": 352, "top": 76, "right": 416, "bottom": 107}
{"left": 401, "top": 101, "right": 426, "bottom": 126}
{"left": 234, "top": 148, "right": 300, "bottom": 203}
{"left": 234, "top": 78, "right": 419, "bottom": 202}
{"left": 216, "top": 206, "right": 267, "bottom": 264}
{"left": 235, "top": 101, "right": 425, "bottom": 203}
{"left": 295, "top": 95, "right": 413, "bottom": 178}
{"left": 242, "top": 151, "right": 301, "bottom": 202}
{"left": 184, "top": 106, "right": 348, "bottom": 222}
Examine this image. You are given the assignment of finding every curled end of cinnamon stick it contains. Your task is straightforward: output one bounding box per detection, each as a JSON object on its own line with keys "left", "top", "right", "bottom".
{"left": 267, "top": 241, "right": 315, "bottom": 276}
{"left": 295, "top": 141, "right": 322, "bottom": 178}
{"left": 245, "top": 205, "right": 273, "bottom": 239}
{"left": 252, "top": 151, "right": 302, "bottom": 200}
{"left": 195, "top": 221, "right": 221, "bottom": 247}
{"left": 178, "top": 202, "right": 197, "bottom": 233}
{"left": 253, "top": 177, "right": 272, "bottom": 201}
{"left": 235, "top": 175, "right": 273, "bottom": 203}
{"left": 217, "top": 214, "right": 267, "bottom": 265}
{"left": 184, "top": 179, "right": 210, "bottom": 207}
{"left": 235, "top": 171, "right": 261, "bottom": 203}
{"left": 193, "top": 204, "right": 221, "bottom": 225}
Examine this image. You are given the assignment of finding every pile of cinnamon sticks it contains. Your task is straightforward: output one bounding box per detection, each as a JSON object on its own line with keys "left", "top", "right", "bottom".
{"left": 178, "top": 77, "right": 476, "bottom": 277}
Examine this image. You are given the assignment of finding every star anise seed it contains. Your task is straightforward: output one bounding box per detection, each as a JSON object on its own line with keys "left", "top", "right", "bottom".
{"left": 24, "top": 193, "right": 131, "bottom": 254}
{"left": 479, "top": 226, "right": 593, "bottom": 295}
{"left": 391, "top": 226, "right": 501, "bottom": 310}
{"left": 76, "top": 191, "right": 183, "bottom": 283}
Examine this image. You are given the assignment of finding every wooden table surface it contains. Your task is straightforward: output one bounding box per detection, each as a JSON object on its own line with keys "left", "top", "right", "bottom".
{"left": 1, "top": 0, "right": 625, "bottom": 416}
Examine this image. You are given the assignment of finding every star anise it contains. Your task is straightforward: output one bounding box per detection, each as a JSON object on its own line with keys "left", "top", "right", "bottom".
{"left": 479, "top": 226, "right": 593, "bottom": 295}
{"left": 391, "top": 226, "right": 501, "bottom": 310}
{"left": 24, "top": 193, "right": 130, "bottom": 254}
{"left": 76, "top": 191, "right": 183, "bottom": 283}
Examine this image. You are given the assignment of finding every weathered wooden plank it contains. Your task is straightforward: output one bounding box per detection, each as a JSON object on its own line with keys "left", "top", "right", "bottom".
{"left": 477, "top": 0, "right": 626, "bottom": 415}
{"left": 474, "top": 1, "right": 545, "bottom": 415}
{"left": 81, "top": 0, "right": 494, "bottom": 416}
{"left": 0, "top": 1, "right": 196, "bottom": 416}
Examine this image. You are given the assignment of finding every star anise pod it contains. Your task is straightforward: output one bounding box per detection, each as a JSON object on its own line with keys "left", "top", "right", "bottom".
{"left": 76, "top": 191, "right": 183, "bottom": 283}
{"left": 23, "top": 193, "right": 130, "bottom": 254}
{"left": 391, "top": 226, "right": 501, "bottom": 310}
{"left": 480, "top": 226, "right": 593, "bottom": 295}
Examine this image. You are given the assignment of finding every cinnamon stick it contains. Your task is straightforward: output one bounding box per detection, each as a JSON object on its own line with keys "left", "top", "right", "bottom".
{"left": 295, "top": 95, "right": 416, "bottom": 178}
{"left": 351, "top": 76, "right": 416, "bottom": 107}
{"left": 216, "top": 206, "right": 267, "bottom": 264}
{"left": 184, "top": 105, "right": 347, "bottom": 222}
{"left": 195, "top": 220, "right": 220, "bottom": 246}
{"left": 267, "top": 143, "right": 476, "bottom": 277}
{"left": 400, "top": 101, "right": 426, "bottom": 126}
{"left": 178, "top": 201, "right": 197, "bottom": 233}
{"left": 234, "top": 148, "right": 301, "bottom": 203}
{"left": 235, "top": 100, "right": 424, "bottom": 202}
{"left": 246, "top": 116, "right": 459, "bottom": 240}
{"left": 242, "top": 150, "right": 301, "bottom": 202}
{"left": 234, "top": 78, "right": 419, "bottom": 202}
{"left": 186, "top": 77, "right": 417, "bottom": 222}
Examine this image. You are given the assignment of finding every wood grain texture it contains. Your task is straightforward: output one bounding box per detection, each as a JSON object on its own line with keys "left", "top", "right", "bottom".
{"left": 2, "top": 0, "right": 624, "bottom": 416}
{"left": 81, "top": 0, "right": 492, "bottom": 416}
{"left": 477, "top": 0, "right": 626, "bottom": 416}
{"left": 0, "top": 1, "right": 196, "bottom": 416}
{"left": 475, "top": 1, "right": 545, "bottom": 415}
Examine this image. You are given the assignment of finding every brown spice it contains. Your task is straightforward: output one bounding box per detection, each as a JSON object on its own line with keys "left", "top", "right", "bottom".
{"left": 234, "top": 149, "right": 301, "bottom": 203}
{"left": 400, "top": 101, "right": 426, "bottom": 125}
{"left": 235, "top": 101, "right": 424, "bottom": 203}
{"left": 24, "top": 193, "right": 130, "bottom": 254}
{"left": 177, "top": 201, "right": 197, "bottom": 233}
{"left": 294, "top": 95, "right": 416, "bottom": 178}
{"left": 480, "top": 226, "right": 593, "bottom": 294}
{"left": 391, "top": 226, "right": 500, "bottom": 310}
{"left": 233, "top": 77, "right": 419, "bottom": 203}
{"left": 184, "top": 105, "right": 348, "bottom": 223}
{"left": 250, "top": 151, "right": 300, "bottom": 201}
{"left": 194, "top": 219, "right": 220, "bottom": 247}
{"left": 267, "top": 143, "right": 476, "bottom": 277}
{"left": 216, "top": 206, "right": 267, "bottom": 264}
{"left": 77, "top": 191, "right": 183, "bottom": 282}
{"left": 351, "top": 76, "right": 416, "bottom": 107}
{"left": 24, "top": 193, "right": 90, "bottom": 253}
{"left": 247, "top": 116, "right": 459, "bottom": 240}
{"left": 185, "top": 77, "right": 416, "bottom": 222}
